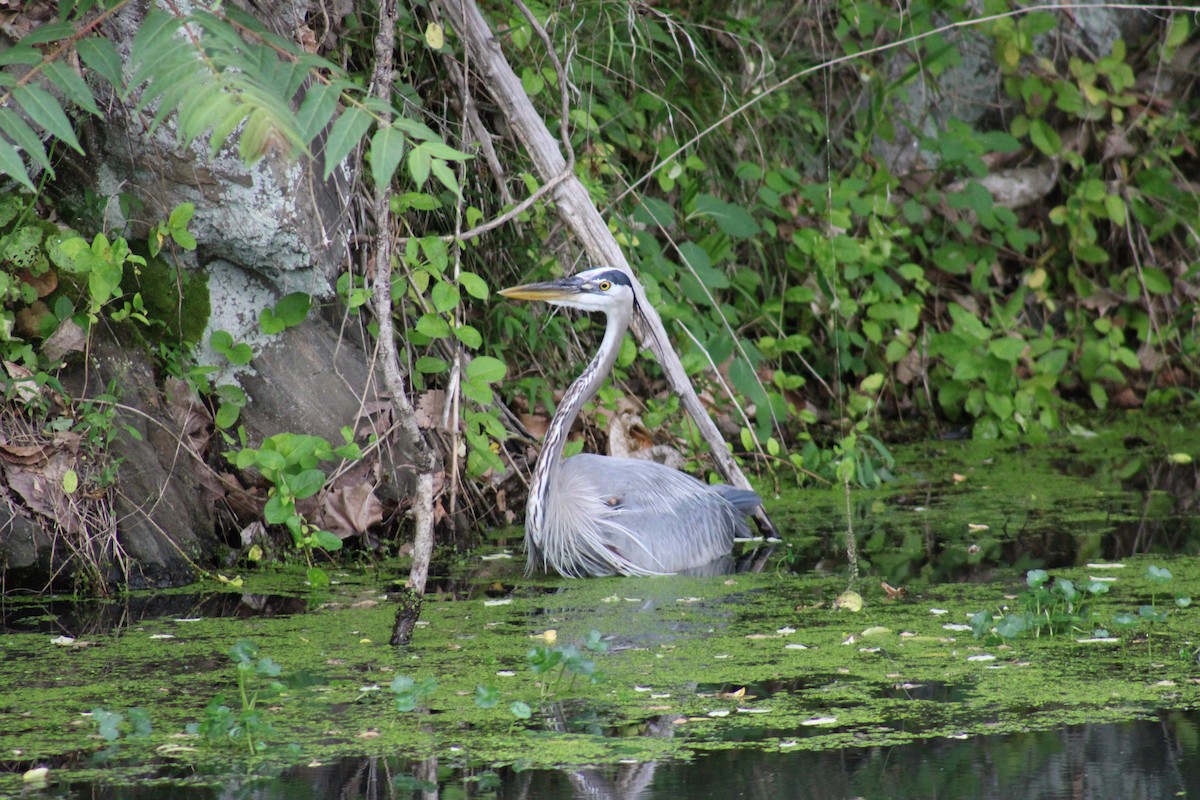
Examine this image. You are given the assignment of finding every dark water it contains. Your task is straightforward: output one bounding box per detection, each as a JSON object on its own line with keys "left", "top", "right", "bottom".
{"left": 34, "top": 711, "right": 1199, "bottom": 799}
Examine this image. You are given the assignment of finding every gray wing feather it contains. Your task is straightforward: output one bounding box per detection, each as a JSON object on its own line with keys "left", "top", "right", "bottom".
{"left": 531, "top": 453, "right": 760, "bottom": 577}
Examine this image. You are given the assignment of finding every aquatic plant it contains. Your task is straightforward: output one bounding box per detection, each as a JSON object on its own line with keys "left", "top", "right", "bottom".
{"left": 185, "top": 640, "right": 285, "bottom": 755}
{"left": 89, "top": 707, "right": 151, "bottom": 742}
{"left": 972, "top": 569, "right": 1111, "bottom": 640}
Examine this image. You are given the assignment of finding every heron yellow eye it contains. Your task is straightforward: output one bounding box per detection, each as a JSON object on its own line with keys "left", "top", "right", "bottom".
{"left": 598, "top": 280, "right": 612, "bottom": 291}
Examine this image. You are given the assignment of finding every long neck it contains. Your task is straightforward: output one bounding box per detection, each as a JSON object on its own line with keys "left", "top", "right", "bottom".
{"left": 528, "top": 304, "right": 630, "bottom": 532}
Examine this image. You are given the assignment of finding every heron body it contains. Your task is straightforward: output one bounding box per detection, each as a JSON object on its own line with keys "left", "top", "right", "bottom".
{"left": 500, "top": 267, "right": 761, "bottom": 577}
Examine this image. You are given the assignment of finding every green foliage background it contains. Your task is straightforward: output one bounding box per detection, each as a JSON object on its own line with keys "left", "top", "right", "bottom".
{"left": 1, "top": 0, "right": 1197, "bottom": 551}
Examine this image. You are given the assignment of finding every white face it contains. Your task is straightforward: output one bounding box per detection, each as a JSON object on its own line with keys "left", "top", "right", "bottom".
{"left": 552, "top": 268, "right": 634, "bottom": 313}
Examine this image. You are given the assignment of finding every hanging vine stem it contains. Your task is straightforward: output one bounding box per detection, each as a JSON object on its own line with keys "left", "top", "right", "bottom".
{"left": 364, "top": 0, "right": 440, "bottom": 647}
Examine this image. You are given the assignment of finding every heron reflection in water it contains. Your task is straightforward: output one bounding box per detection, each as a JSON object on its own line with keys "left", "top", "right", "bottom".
{"left": 500, "top": 267, "right": 761, "bottom": 578}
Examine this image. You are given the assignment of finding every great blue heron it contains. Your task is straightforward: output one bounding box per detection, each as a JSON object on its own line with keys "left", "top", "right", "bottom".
{"left": 500, "top": 267, "right": 762, "bottom": 577}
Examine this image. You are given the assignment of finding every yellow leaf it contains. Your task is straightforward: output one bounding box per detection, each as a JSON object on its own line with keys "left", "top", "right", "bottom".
{"left": 425, "top": 22, "right": 444, "bottom": 49}
{"left": 835, "top": 591, "right": 863, "bottom": 612}
{"left": 62, "top": 468, "right": 78, "bottom": 495}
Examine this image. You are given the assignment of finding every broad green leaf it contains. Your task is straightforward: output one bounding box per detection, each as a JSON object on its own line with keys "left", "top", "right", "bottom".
{"left": 465, "top": 355, "right": 506, "bottom": 384}
{"left": 215, "top": 402, "right": 240, "bottom": 429}
{"left": 263, "top": 494, "right": 294, "bottom": 524}
{"left": 987, "top": 336, "right": 1026, "bottom": 363}
{"left": 311, "top": 529, "right": 343, "bottom": 551}
{"left": 259, "top": 307, "right": 285, "bottom": 335}
{"left": 415, "top": 313, "right": 450, "bottom": 338}
{"left": 210, "top": 330, "right": 234, "bottom": 352}
{"left": 690, "top": 193, "right": 759, "bottom": 238}
{"left": 13, "top": 85, "right": 84, "bottom": 154}
{"left": 431, "top": 158, "right": 460, "bottom": 198}
{"left": 287, "top": 468, "right": 326, "bottom": 500}
{"left": 392, "top": 115, "right": 441, "bottom": 141}
{"left": 415, "top": 355, "right": 447, "bottom": 373}
{"left": 274, "top": 291, "right": 312, "bottom": 326}
{"left": 419, "top": 140, "right": 472, "bottom": 161}
{"left": 408, "top": 145, "right": 431, "bottom": 187}
{"left": 1140, "top": 266, "right": 1172, "bottom": 295}
{"left": 521, "top": 67, "right": 544, "bottom": 96}
{"left": 459, "top": 271, "right": 488, "bottom": 299}
{"left": 369, "top": 123, "right": 406, "bottom": 188}
{"left": 1029, "top": 119, "right": 1061, "bottom": 156}
{"left": 431, "top": 280, "right": 460, "bottom": 313}
{"left": 453, "top": 324, "right": 482, "bottom": 349}
{"left": 461, "top": 378, "right": 493, "bottom": 406}
{"left": 77, "top": 37, "right": 125, "bottom": 90}
{"left": 254, "top": 449, "right": 287, "bottom": 473}
{"left": 322, "top": 107, "right": 372, "bottom": 180}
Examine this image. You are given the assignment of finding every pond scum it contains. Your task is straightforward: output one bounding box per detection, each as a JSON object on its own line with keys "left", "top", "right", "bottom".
{"left": 0, "top": 419, "right": 1198, "bottom": 794}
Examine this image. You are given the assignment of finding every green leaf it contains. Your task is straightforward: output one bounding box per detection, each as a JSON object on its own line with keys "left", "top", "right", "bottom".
{"left": 322, "top": 107, "right": 372, "bottom": 180}
{"left": 0, "top": 109, "right": 52, "bottom": 172}
{"left": 62, "top": 469, "right": 79, "bottom": 495}
{"left": 274, "top": 292, "right": 312, "bottom": 326}
{"left": 263, "top": 494, "right": 294, "bottom": 524}
{"left": 259, "top": 308, "right": 286, "bottom": 335}
{"left": 408, "top": 145, "right": 432, "bottom": 187}
{"left": 214, "top": 402, "right": 240, "bottom": 429}
{"left": 521, "top": 67, "right": 544, "bottom": 96}
{"left": 431, "top": 280, "right": 460, "bottom": 313}
{"left": 459, "top": 271, "right": 488, "bottom": 299}
{"left": 415, "top": 355, "right": 447, "bottom": 374}
{"left": 13, "top": 85, "right": 84, "bottom": 154}
{"left": 465, "top": 355, "right": 506, "bottom": 384}
{"left": 311, "top": 528, "right": 343, "bottom": 551}
{"left": 43, "top": 61, "right": 101, "bottom": 116}
{"left": 987, "top": 336, "right": 1026, "bottom": 363}
{"left": 286, "top": 468, "right": 326, "bottom": 500}
{"left": 228, "top": 343, "right": 253, "bottom": 365}
{"left": 430, "top": 158, "right": 461, "bottom": 198}
{"left": 1028, "top": 119, "right": 1061, "bottom": 156}
{"left": 77, "top": 37, "right": 125, "bottom": 90}
{"left": 0, "top": 137, "right": 35, "bottom": 191}
{"left": 210, "top": 330, "right": 233, "bottom": 353}
{"left": 453, "top": 324, "right": 482, "bottom": 349}
{"left": 1140, "top": 266, "right": 1172, "bottom": 295}
{"left": 295, "top": 81, "right": 340, "bottom": 145}
{"left": 474, "top": 685, "right": 500, "bottom": 709}
{"left": 369, "top": 123, "right": 406, "bottom": 188}
{"left": 0, "top": 45, "right": 40, "bottom": 68}
{"left": 419, "top": 140, "right": 472, "bottom": 161}
{"left": 690, "top": 194, "right": 759, "bottom": 238}
{"left": 415, "top": 313, "right": 450, "bottom": 338}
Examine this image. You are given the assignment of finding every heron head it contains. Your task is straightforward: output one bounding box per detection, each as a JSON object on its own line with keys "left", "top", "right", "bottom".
{"left": 500, "top": 268, "right": 635, "bottom": 314}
